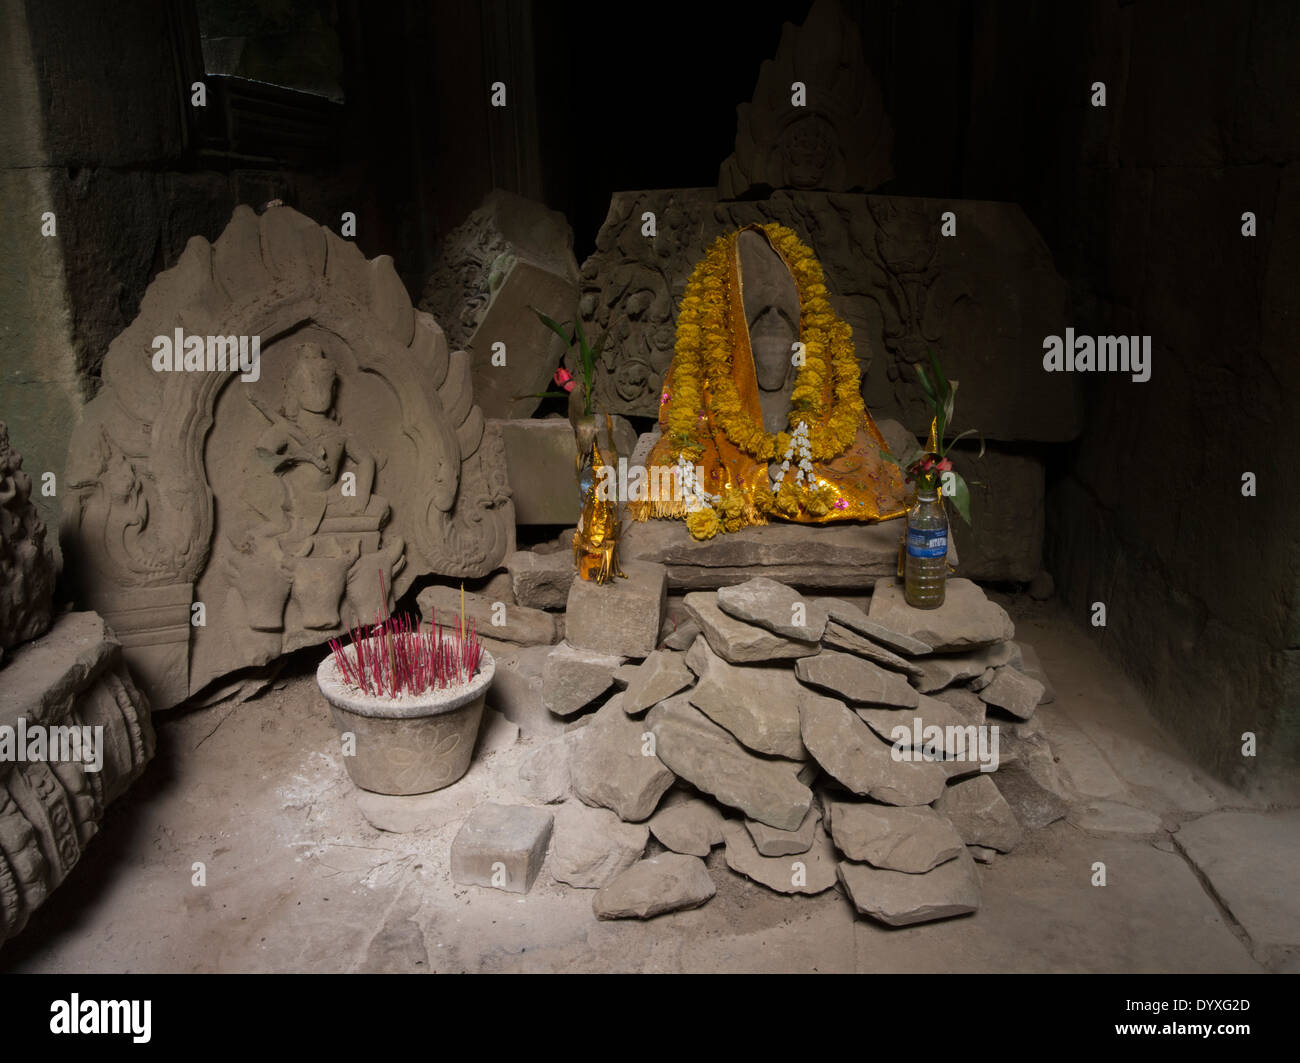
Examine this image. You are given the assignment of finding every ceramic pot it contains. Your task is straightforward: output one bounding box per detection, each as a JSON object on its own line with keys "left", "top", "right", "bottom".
{"left": 316, "top": 643, "right": 495, "bottom": 795}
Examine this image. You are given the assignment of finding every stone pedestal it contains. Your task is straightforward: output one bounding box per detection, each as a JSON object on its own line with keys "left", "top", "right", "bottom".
{"left": 564, "top": 560, "right": 667, "bottom": 659}
{"left": 622, "top": 517, "right": 957, "bottom": 592}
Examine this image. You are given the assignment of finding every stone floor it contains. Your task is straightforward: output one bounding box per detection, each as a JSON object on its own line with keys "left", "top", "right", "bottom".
{"left": 2, "top": 595, "right": 1295, "bottom": 974}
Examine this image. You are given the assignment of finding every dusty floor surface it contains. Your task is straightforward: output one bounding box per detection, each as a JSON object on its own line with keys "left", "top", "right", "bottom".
{"left": 3, "top": 596, "right": 1295, "bottom": 974}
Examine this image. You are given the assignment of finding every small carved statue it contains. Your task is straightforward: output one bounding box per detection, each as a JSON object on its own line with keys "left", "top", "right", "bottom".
{"left": 573, "top": 415, "right": 626, "bottom": 585}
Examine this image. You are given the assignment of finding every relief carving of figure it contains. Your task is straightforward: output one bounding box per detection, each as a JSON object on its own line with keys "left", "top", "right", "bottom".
{"left": 230, "top": 343, "right": 404, "bottom": 631}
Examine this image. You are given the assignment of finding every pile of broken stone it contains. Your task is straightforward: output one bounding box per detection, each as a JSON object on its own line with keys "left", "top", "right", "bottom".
{"left": 436, "top": 557, "right": 1065, "bottom": 927}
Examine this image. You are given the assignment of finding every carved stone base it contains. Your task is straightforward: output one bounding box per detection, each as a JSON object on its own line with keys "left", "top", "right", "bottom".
{"left": 0, "top": 612, "right": 154, "bottom": 947}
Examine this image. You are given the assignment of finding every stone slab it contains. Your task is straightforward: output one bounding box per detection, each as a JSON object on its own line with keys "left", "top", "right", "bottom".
{"left": 797, "top": 690, "right": 946, "bottom": 806}
{"left": 1175, "top": 810, "right": 1300, "bottom": 954}
{"left": 683, "top": 590, "right": 819, "bottom": 664}
{"left": 450, "top": 803, "right": 554, "bottom": 894}
{"left": 837, "top": 848, "right": 982, "bottom": 926}
{"left": 565, "top": 560, "right": 667, "bottom": 658}
{"left": 687, "top": 637, "right": 806, "bottom": 759}
{"left": 868, "top": 578, "right": 1015, "bottom": 652}
{"left": 723, "top": 821, "right": 838, "bottom": 895}
{"left": 569, "top": 696, "right": 675, "bottom": 822}
{"left": 593, "top": 853, "right": 715, "bottom": 919}
{"left": 419, "top": 584, "right": 557, "bottom": 647}
{"left": 623, "top": 516, "right": 943, "bottom": 591}
{"left": 548, "top": 802, "right": 649, "bottom": 889}
{"left": 745, "top": 804, "right": 821, "bottom": 857}
{"left": 541, "top": 641, "right": 623, "bottom": 717}
{"left": 716, "top": 577, "right": 829, "bottom": 640}
{"left": 826, "top": 801, "right": 965, "bottom": 873}
{"left": 505, "top": 547, "right": 576, "bottom": 609}
{"left": 933, "top": 775, "right": 1024, "bottom": 853}
{"left": 648, "top": 795, "right": 726, "bottom": 857}
{"left": 648, "top": 697, "right": 812, "bottom": 830}
{"left": 795, "top": 649, "right": 919, "bottom": 708}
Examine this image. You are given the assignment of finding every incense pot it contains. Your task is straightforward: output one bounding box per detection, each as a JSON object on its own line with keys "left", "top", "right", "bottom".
{"left": 317, "top": 642, "right": 496, "bottom": 795}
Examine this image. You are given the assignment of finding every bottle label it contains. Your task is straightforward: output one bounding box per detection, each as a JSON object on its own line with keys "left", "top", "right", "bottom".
{"left": 907, "top": 527, "right": 947, "bottom": 559}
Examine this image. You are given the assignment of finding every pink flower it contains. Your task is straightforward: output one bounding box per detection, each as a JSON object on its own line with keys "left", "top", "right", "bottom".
{"left": 553, "top": 367, "right": 576, "bottom": 392}
{"left": 936, "top": 458, "right": 952, "bottom": 472}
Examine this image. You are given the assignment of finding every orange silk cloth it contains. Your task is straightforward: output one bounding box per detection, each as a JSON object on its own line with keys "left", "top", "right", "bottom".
{"left": 636, "top": 226, "right": 907, "bottom": 527}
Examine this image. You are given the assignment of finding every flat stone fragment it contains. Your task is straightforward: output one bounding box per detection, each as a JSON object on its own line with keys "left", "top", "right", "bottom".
{"left": 933, "top": 775, "right": 1024, "bottom": 853}
{"left": 979, "top": 665, "right": 1046, "bottom": 721}
{"left": 548, "top": 802, "right": 649, "bottom": 889}
{"left": 594, "top": 854, "right": 716, "bottom": 919}
{"left": 857, "top": 694, "right": 992, "bottom": 764}
{"left": 1069, "top": 799, "right": 1164, "bottom": 836}
{"left": 993, "top": 761, "right": 1068, "bottom": 830}
{"left": 648, "top": 697, "right": 812, "bottom": 831}
{"left": 622, "top": 650, "right": 695, "bottom": 715}
{"left": 516, "top": 733, "right": 578, "bottom": 804}
{"left": 716, "top": 577, "right": 829, "bottom": 640}
{"left": 1174, "top": 810, "right": 1300, "bottom": 955}
{"left": 505, "top": 548, "right": 576, "bottom": 610}
{"left": 683, "top": 591, "right": 820, "bottom": 664}
{"left": 795, "top": 649, "right": 919, "bottom": 708}
{"left": 797, "top": 690, "right": 946, "bottom": 806}
{"left": 838, "top": 848, "right": 981, "bottom": 926}
{"left": 815, "top": 596, "right": 932, "bottom": 655}
{"left": 1016, "top": 641, "right": 1056, "bottom": 704}
{"left": 821, "top": 620, "right": 924, "bottom": 678}
{"left": 569, "top": 696, "right": 675, "bottom": 822}
{"left": 969, "top": 667, "right": 996, "bottom": 692}
{"left": 485, "top": 643, "right": 566, "bottom": 739}
{"left": 745, "top": 804, "right": 821, "bottom": 857}
{"left": 912, "top": 641, "right": 1020, "bottom": 693}
{"left": 683, "top": 634, "right": 710, "bottom": 676}
{"left": 648, "top": 796, "right": 726, "bottom": 857}
{"left": 419, "top": 584, "right": 557, "bottom": 647}
{"left": 723, "top": 821, "right": 838, "bottom": 895}
{"left": 867, "top": 578, "right": 1014, "bottom": 652}
{"left": 542, "top": 641, "right": 624, "bottom": 717}
{"left": 565, "top": 560, "right": 667, "bottom": 658}
{"left": 661, "top": 616, "right": 701, "bottom": 651}
{"left": 623, "top": 517, "right": 912, "bottom": 591}
{"left": 450, "top": 803, "right": 554, "bottom": 894}
{"left": 827, "top": 801, "right": 965, "bottom": 873}
{"left": 931, "top": 687, "right": 987, "bottom": 724}
{"left": 687, "top": 637, "right": 806, "bottom": 759}
{"left": 968, "top": 845, "right": 997, "bottom": 864}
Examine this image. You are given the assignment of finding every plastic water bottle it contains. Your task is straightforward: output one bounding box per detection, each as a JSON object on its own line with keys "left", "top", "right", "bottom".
{"left": 905, "top": 484, "right": 948, "bottom": 608}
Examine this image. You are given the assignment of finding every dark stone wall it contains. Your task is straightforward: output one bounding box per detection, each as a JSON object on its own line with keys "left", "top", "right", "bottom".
{"left": 946, "top": 0, "right": 1298, "bottom": 793}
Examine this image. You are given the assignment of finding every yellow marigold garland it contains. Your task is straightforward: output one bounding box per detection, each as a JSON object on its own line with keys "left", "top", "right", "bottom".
{"left": 665, "top": 223, "right": 865, "bottom": 464}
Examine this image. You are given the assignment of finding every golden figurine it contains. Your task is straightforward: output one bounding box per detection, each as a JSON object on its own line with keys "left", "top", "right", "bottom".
{"left": 573, "top": 414, "right": 626, "bottom": 585}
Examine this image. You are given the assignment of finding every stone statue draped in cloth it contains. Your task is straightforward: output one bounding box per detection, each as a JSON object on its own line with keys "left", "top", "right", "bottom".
{"left": 629, "top": 222, "right": 906, "bottom": 540}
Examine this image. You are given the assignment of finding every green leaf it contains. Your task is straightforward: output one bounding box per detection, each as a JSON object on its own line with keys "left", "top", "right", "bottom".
{"left": 530, "top": 306, "right": 573, "bottom": 347}
{"left": 927, "top": 349, "right": 949, "bottom": 401}
{"left": 914, "top": 363, "right": 936, "bottom": 403}
{"left": 946, "top": 471, "right": 972, "bottom": 525}
{"left": 943, "top": 427, "right": 981, "bottom": 453}
{"left": 573, "top": 315, "right": 588, "bottom": 357}
{"left": 942, "top": 378, "right": 958, "bottom": 432}
{"left": 522, "top": 390, "right": 572, "bottom": 401}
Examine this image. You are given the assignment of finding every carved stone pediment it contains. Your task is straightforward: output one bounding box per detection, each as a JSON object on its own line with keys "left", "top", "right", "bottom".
{"left": 718, "top": 0, "right": 893, "bottom": 199}
{"left": 62, "top": 206, "right": 515, "bottom": 710}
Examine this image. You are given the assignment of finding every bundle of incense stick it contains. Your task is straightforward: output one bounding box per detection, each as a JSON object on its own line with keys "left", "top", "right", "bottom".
{"left": 328, "top": 572, "right": 482, "bottom": 697}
